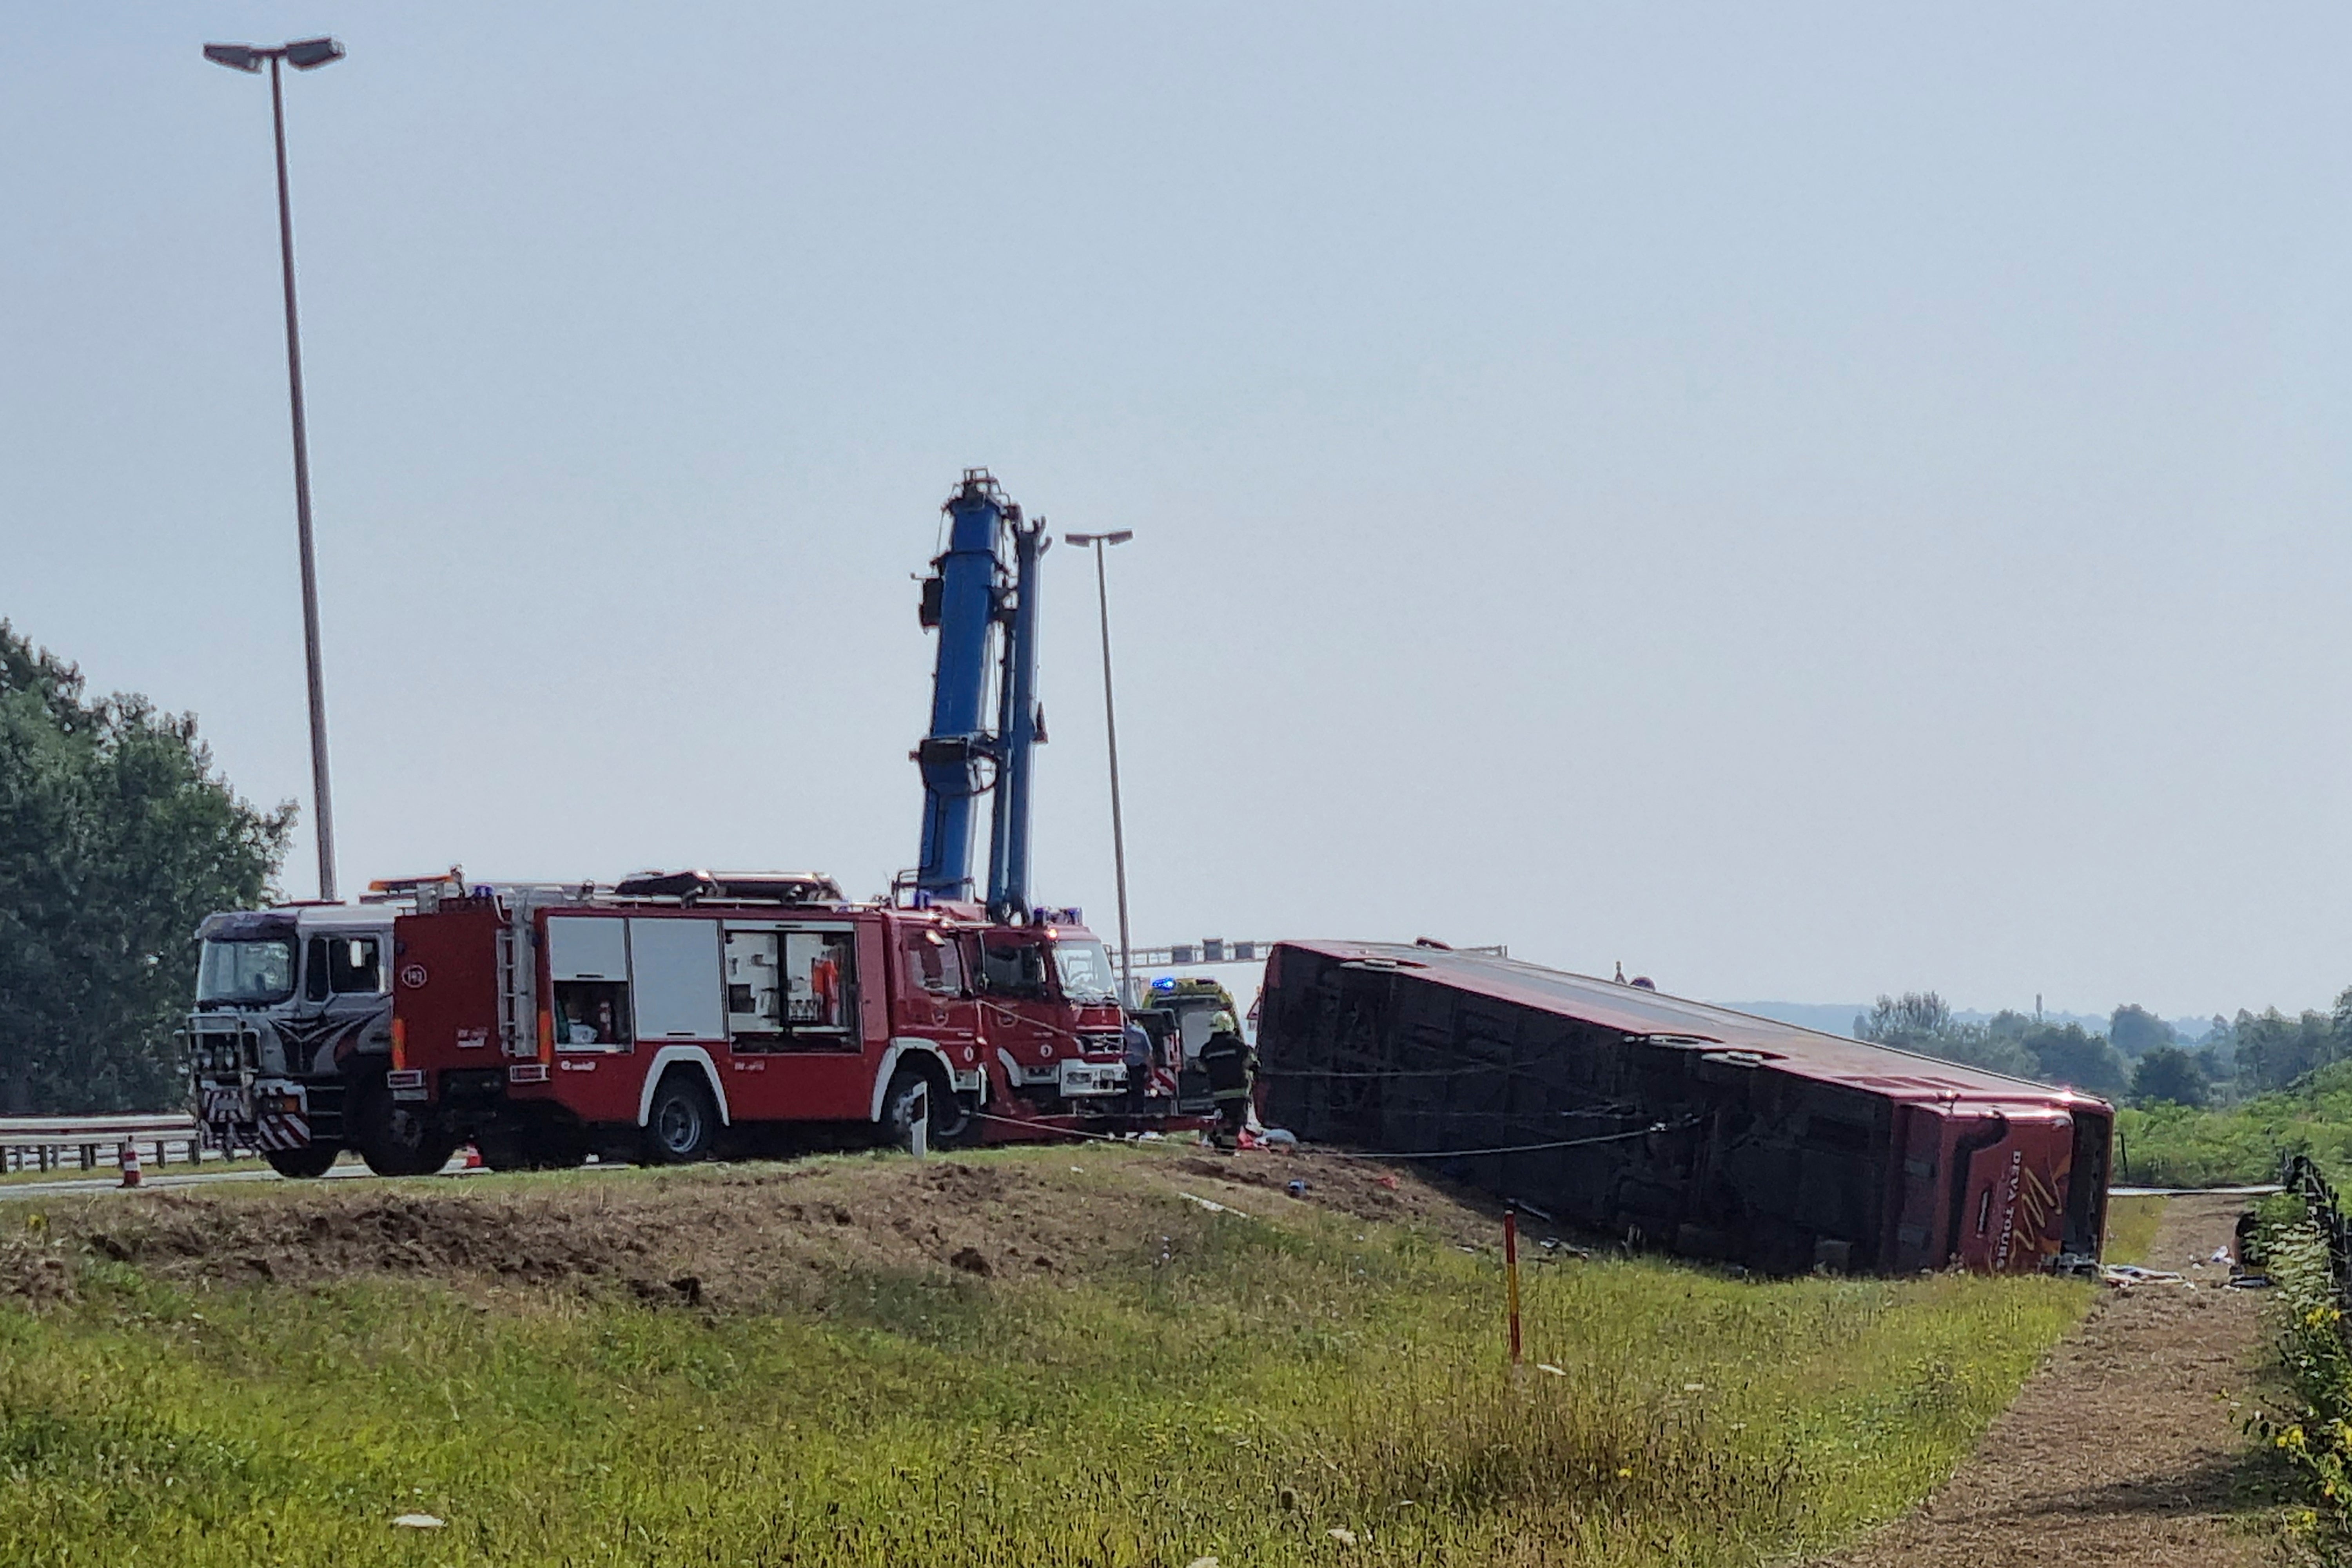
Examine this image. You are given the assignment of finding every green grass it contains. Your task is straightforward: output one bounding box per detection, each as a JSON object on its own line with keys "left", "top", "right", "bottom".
{"left": 0, "top": 1155, "right": 2096, "bottom": 1566}
{"left": 2117, "top": 1064, "right": 2352, "bottom": 1187}
{"left": 2103, "top": 1194, "right": 2165, "bottom": 1265}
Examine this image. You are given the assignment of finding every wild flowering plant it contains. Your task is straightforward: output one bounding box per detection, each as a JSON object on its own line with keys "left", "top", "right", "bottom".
{"left": 2251, "top": 1214, "right": 2352, "bottom": 1519}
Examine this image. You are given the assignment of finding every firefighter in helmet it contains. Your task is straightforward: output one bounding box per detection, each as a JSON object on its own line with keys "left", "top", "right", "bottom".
{"left": 1196, "top": 1011, "right": 1256, "bottom": 1149}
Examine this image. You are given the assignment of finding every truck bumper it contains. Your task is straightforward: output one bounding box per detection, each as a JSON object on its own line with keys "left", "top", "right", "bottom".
{"left": 198, "top": 1078, "right": 313, "bottom": 1151}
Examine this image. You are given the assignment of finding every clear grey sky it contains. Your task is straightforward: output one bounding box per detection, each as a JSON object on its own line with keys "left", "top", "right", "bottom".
{"left": 7, "top": 5, "right": 2349, "bottom": 1021}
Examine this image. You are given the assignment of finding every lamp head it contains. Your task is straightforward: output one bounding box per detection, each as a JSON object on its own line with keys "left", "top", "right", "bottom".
{"left": 284, "top": 36, "right": 346, "bottom": 70}
{"left": 202, "top": 43, "right": 264, "bottom": 72}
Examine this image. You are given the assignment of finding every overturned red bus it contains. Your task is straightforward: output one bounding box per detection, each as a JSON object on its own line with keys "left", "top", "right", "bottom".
{"left": 1256, "top": 941, "right": 2111, "bottom": 1276}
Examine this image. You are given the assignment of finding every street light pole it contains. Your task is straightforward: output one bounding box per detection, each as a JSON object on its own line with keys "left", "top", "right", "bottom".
{"left": 1063, "top": 530, "right": 1136, "bottom": 1004}
{"left": 205, "top": 36, "right": 346, "bottom": 902}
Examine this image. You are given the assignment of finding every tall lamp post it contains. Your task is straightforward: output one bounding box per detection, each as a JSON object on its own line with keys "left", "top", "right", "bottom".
{"left": 1063, "top": 530, "right": 1136, "bottom": 1004}
{"left": 202, "top": 36, "right": 347, "bottom": 901}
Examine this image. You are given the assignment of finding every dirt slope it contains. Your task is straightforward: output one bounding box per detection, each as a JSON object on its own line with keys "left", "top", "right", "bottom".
{"left": 1822, "top": 1193, "right": 2283, "bottom": 1567}
{"left": 0, "top": 1144, "right": 1500, "bottom": 1312}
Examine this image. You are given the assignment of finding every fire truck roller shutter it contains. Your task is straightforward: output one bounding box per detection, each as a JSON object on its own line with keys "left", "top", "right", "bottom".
{"left": 547, "top": 917, "right": 627, "bottom": 980}
{"left": 548, "top": 916, "right": 634, "bottom": 1049}
{"left": 629, "top": 918, "right": 725, "bottom": 1040}
{"left": 636, "top": 1046, "right": 731, "bottom": 1127}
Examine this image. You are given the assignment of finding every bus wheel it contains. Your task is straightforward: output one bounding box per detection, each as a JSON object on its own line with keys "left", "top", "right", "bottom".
{"left": 264, "top": 1143, "right": 339, "bottom": 1179}
{"left": 642, "top": 1073, "right": 716, "bottom": 1164}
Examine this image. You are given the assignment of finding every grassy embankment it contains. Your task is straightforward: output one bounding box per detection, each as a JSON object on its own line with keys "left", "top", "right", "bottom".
{"left": 2118, "top": 1061, "right": 2352, "bottom": 1187}
{"left": 0, "top": 1150, "right": 2098, "bottom": 1567}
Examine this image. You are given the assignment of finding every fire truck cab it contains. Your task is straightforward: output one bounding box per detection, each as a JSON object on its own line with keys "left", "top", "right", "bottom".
{"left": 390, "top": 872, "right": 1137, "bottom": 1167}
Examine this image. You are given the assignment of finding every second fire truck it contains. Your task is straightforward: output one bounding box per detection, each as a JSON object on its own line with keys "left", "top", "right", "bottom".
{"left": 389, "top": 871, "right": 1133, "bottom": 1166}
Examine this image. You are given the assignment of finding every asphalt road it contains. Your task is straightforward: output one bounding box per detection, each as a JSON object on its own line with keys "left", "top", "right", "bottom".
{"left": 0, "top": 1156, "right": 487, "bottom": 1199}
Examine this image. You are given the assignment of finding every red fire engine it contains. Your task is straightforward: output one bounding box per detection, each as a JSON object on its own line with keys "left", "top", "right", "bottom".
{"left": 388, "top": 871, "right": 1137, "bottom": 1168}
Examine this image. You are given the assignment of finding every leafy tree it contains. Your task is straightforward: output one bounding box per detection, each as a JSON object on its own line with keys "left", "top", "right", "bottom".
{"left": 2024, "top": 1023, "right": 2129, "bottom": 1099}
{"left": 1857, "top": 992, "right": 2033, "bottom": 1077}
{"left": 2132, "top": 1046, "right": 2210, "bottom": 1108}
{"left": 2193, "top": 1042, "right": 2235, "bottom": 1097}
{"left": 1857, "top": 992, "right": 1954, "bottom": 1044}
{"left": 2235, "top": 1007, "right": 2337, "bottom": 1093}
{"left": 0, "top": 622, "right": 291, "bottom": 1112}
{"left": 2109, "top": 1004, "right": 2175, "bottom": 1059}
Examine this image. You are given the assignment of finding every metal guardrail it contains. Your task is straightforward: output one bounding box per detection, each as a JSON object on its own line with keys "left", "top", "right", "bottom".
{"left": 0, "top": 1114, "right": 209, "bottom": 1175}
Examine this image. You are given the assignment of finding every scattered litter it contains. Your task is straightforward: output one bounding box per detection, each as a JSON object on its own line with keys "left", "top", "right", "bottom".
{"left": 1287, "top": 1180, "right": 1308, "bottom": 1198}
{"left": 1681, "top": 1383, "right": 1704, "bottom": 1392}
{"left": 1188, "top": 1557, "right": 1219, "bottom": 1568}
{"left": 1261, "top": 1127, "right": 1299, "bottom": 1147}
{"left": 2228, "top": 1274, "right": 2273, "bottom": 1289}
{"left": 392, "top": 1514, "right": 446, "bottom": 1530}
{"left": 1536, "top": 1363, "right": 1566, "bottom": 1376}
{"left": 1071, "top": 1166, "right": 1084, "bottom": 1174}
{"left": 2101, "top": 1265, "right": 2190, "bottom": 1288}
{"left": 1376, "top": 1173, "right": 1400, "bottom": 1191}
{"left": 2209, "top": 1246, "right": 2233, "bottom": 1266}
{"left": 1327, "top": 1526, "right": 1359, "bottom": 1546}
{"left": 1179, "top": 1191, "right": 1251, "bottom": 1219}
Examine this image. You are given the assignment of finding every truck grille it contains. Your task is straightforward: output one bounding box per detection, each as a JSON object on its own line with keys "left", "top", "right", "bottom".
{"left": 1078, "top": 1031, "right": 1124, "bottom": 1057}
{"left": 189, "top": 1031, "right": 254, "bottom": 1075}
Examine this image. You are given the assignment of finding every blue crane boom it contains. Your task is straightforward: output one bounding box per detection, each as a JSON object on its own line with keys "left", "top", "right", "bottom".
{"left": 912, "top": 469, "right": 1048, "bottom": 919}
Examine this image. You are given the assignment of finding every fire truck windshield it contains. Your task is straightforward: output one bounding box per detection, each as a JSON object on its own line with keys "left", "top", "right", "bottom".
{"left": 196, "top": 937, "right": 297, "bottom": 1007}
{"left": 1051, "top": 939, "right": 1118, "bottom": 1004}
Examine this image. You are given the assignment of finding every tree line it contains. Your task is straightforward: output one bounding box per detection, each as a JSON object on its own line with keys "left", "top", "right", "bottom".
{"left": 1855, "top": 990, "right": 2349, "bottom": 1109}
{"left": 0, "top": 622, "right": 289, "bottom": 1113}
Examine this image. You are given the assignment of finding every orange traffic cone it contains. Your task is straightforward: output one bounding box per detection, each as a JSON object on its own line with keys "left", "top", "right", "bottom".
{"left": 118, "top": 1140, "right": 142, "bottom": 1189}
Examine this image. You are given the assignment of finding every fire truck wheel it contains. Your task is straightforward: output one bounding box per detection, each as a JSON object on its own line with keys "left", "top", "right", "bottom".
{"left": 264, "top": 1143, "right": 339, "bottom": 1179}
{"left": 352, "top": 1082, "right": 461, "bottom": 1178}
{"left": 643, "top": 1073, "right": 717, "bottom": 1164}
{"left": 882, "top": 1067, "right": 957, "bottom": 1151}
